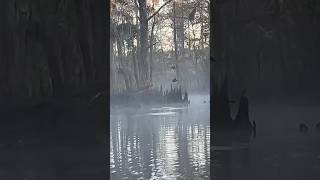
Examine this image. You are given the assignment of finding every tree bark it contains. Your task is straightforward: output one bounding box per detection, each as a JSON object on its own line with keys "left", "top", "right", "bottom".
{"left": 138, "top": 0, "right": 150, "bottom": 87}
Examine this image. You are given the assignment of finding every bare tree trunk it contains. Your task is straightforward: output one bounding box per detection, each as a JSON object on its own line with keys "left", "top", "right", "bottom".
{"left": 118, "top": 68, "right": 131, "bottom": 91}
{"left": 149, "top": 18, "right": 156, "bottom": 82}
{"left": 138, "top": 0, "right": 150, "bottom": 87}
{"left": 130, "top": 48, "right": 138, "bottom": 89}
{"left": 173, "top": 1, "right": 180, "bottom": 82}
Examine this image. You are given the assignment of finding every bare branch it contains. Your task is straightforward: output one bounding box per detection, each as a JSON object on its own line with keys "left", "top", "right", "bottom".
{"left": 147, "top": 0, "right": 173, "bottom": 21}
{"left": 134, "top": 0, "right": 139, "bottom": 9}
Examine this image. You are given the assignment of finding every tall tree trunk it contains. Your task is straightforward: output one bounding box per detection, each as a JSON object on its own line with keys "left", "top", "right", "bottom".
{"left": 132, "top": 44, "right": 140, "bottom": 89}
{"left": 138, "top": 0, "right": 150, "bottom": 87}
{"left": 173, "top": 1, "right": 180, "bottom": 82}
{"left": 149, "top": 18, "right": 156, "bottom": 82}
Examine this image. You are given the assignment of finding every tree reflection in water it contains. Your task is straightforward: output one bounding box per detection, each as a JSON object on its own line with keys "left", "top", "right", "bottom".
{"left": 110, "top": 95, "right": 210, "bottom": 180}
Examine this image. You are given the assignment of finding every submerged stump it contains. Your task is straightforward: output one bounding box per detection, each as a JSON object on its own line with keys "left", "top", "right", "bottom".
{"left": 234, "top": 90, "right": 253, "bottom": 130}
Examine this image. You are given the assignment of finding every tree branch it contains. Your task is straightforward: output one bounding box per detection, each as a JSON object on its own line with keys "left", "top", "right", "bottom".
{"left": 147, "top": 0, "right": 173, "bottom": 21}
{"left": 134, "top": 0, "right": 139, "bottom": 9}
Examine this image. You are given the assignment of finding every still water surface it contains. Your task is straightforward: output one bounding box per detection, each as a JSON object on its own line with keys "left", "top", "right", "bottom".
{"left": 110, "top": 95, "right": 210, "bottom": 180}
{"left": 213, "top": 103, "right": 320, "bottom": 180}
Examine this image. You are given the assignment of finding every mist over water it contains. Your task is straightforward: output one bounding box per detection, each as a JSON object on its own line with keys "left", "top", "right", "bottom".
{"left": 110, "top": 95, "right": 210, "bottom": 180}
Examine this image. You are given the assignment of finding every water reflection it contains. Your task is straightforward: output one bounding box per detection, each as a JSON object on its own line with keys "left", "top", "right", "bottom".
{"left": 212, "top": 105, "right": 320, "bottom": 180}
{"left": 110, "top": 96, "right": 210, "bottom": 180}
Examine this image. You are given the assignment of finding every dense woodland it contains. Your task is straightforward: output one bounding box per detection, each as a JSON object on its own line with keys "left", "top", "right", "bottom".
{"left": 110, "top": 0, "right": 210, "bottom": 96}
{"left": 213, "top": 0, "right": 320, "bottom": 100}
{"left": 0, "top": 0, "right": 108, "bottom": 105}
{"left": 212, "top": 0, "right": 320, "bottom": 129}
{"left": 1, "top": 0, "right": 320, "bottom": 103}
{"left": 0, "top": 3, "right": 109, "bottom": 178}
